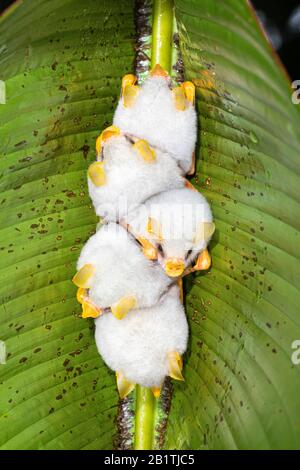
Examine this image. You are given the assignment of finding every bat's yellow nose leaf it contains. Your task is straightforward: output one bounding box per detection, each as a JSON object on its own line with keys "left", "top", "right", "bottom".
{"left": 194, "top": 249, "right": 211, "bottom": 271}
{"left": 111, "top": 295, "right": 137, "bottom": 320}
{"left": 72, "top": 264, "right": 96, "bottom": 288}
{"left": 172, "top": 86, "right": 186, "bottom": 111}
{"left": 168, "top": 351, "right": 184, "bottom": 381}
{"left": 88, "top": 161, "right": 106, "bottom": 186}
{"left": 165, "top": 259, "right": 185, "bottom": 278}
{"left": 116, "top": 371, "right": 135, "bottom": 399}
{"left": 133, "top": 139, "right": 156, "bottom": 162}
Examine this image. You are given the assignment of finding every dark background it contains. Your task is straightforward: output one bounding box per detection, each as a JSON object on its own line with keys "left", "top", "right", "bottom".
{"left": 1, "top": 0, "right": 299, "bottom": 80}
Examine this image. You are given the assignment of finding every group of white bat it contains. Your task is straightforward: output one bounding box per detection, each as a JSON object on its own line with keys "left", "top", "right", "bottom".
{"left": 72, "top": 65, "right": 215, "bottom": 399}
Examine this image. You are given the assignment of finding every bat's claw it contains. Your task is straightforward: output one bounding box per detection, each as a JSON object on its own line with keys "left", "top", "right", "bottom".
{"left": 111, "top": 295, "right": 137, "bottom": 320}
{"left": 116, "top": 371, "right": 135, "bottom": 399}
{"left": 168, "top": 351, "right": 184, "bottom": 381}
{"left": 72, "top": 264, "right": 96, "bottom": 288}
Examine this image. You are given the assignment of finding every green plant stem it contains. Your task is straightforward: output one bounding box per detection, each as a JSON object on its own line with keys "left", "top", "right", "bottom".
{"left": 134, "top": 385, "right": 157, "bottom": 450}
{"left": 151, "top": 0, "right": 174, "bottom": 73}
{"left": 133, "top": 0, "right": 175, "bottom": 451}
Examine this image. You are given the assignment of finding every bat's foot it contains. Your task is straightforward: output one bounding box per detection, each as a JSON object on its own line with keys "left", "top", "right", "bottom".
{"left": 151, "top": 386, "right": 162, "bottom": 399}
{"left": 111, "top": 295, "right": 137, "bottom": 320}
{"left": 72, "top": 264, "right": 96, "bottom": 288}
{"left": 194, "top": 248, "right": 211, "bottom": 271}
{"left": 96, "top": 125, "right": 120, "bottom": 157}
{"left": 116, "top": 371, "right": 135, "bottom": 399}
{"left": 88, "top": 161, "right": 106, "bottom": 186}
{"left": 168, "top": 351, "right": 184, "bottom": 381}
{"left": 165, "top": 258, "right": 185, "bottom": 278}
{"left": 133, "top": 139, "right": 156, "bottom": 162}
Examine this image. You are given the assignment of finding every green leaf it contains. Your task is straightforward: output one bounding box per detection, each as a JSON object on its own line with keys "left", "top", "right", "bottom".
{"left": 0, "top": 0, "right": 135, "bottom": 450}
{"left": 165, "top": 0, "right": 300, "bottom": 450}
{"left": 1, "top": 0, "right": 300, "bottom": 451}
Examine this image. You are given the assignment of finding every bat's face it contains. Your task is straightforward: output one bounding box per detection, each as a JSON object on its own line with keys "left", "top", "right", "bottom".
{"left": 145, "top": 216, "right": 215, "bottom": 278}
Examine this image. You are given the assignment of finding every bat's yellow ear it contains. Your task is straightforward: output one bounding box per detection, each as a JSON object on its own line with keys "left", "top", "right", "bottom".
{"left": 194, "top": 249, "right": 211, "bottom": 271}
{"left": 121, "top": 73, "right": 140, "bottom": 107}
{"left": 72, "top": 264, "right": 96, "bottom": 288}
{"left": 172, "top": 86, "right": 187, "bottom": 111}
{"left": 168, "top": 351, "right": 184, "bottom": 381}
{"left": 193, "top": 222, "right": 215, "bottom": 244}
{"left": 181, "top": 81, "right": 195, "bottom": 105}
{"left": 121, "top": 74, "right": 137, "bottom": 93}
{"left": 88, "top": 161, "right": 106, "bottom": 186}
{"left": 147, "top": 217, "right": 163, "bottom": 241}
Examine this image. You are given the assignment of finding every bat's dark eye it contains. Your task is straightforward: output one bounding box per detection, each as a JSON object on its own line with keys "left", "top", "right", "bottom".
{"left": 157, "top": 244, "right": 164, "bottom": 255}
{"left": 125, "top": 134, "right": 135, "bottom": 145}
{"left": 186, "top": 249, "right": 193, "bottom": 259}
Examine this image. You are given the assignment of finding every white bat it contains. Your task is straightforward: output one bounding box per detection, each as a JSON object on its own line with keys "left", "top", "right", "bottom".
{"left": 95, "top": 284, "right": 188, "bottom": 398}
{"left": 72, "top": 223, "right": 173, "bottom": 320}
{"left": 113, "top": 65, "right": 197, "bottom": 174}
{"left": 88, "top": 128, "right": 184, "bottom": 221}
{"left": 124, "top": 186, "right": 215, "bottom": 278}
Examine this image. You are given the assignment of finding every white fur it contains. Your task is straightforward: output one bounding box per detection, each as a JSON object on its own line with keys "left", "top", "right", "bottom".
{"left": 77, "top": 223, "right": 172, "bottom": 309}
{"left": 88, "top": 134, "right": 184, "bottom": 221}
{"left": 113, "top": 76, "right": 197, "bottom": 173}
{"left": 125, "top": 187, "right": 214, "bottom": 271}
{"left": 95, "top": 284, "right": 188, "bottom": 387}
